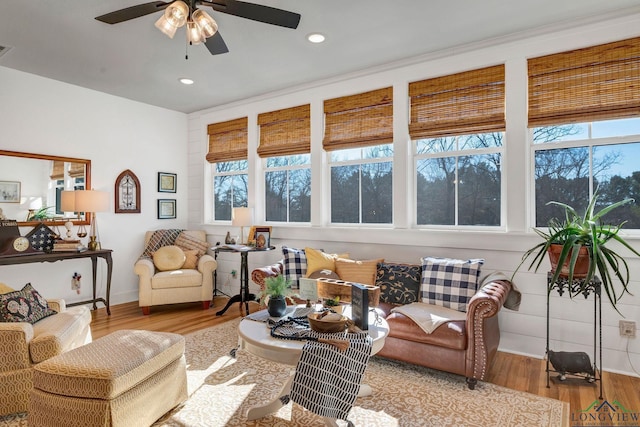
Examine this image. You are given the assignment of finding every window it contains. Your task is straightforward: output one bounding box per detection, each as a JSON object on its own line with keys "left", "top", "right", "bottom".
{"left": 213, "top": 160, "right": 248, "bottom": 221}
{"left": 206, "top": 117, "right": 248, "bottom": 221}
{"left": 324, "top": 87, "right": 394, "bottom": 224}
{"left": 532, "top": 119, "right": 640, "bottom": 228}
{"left": 409, "top": 65, "right": 505, "bottom": 227}
{"left": 258, "top": 104, "right": 311, "bottom": 223}
{"left": 329, "top": 145, "right": 393, "bottom": 224}
{"left": 265, "top": 155, "right": 311, "bottom": 222}
{"left": 528, "top": 36, "right": 640, "bottom": 228}
{"left": 415, "top": 133, "right": 502, "bottom": 226}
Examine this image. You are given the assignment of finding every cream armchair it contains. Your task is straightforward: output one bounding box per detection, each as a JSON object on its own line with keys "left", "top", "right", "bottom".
{"left": 0, "top": 299, "right": 92, "bottom": 415}
{"left": 134, "top": 230, "right": 217, "bottom": 315}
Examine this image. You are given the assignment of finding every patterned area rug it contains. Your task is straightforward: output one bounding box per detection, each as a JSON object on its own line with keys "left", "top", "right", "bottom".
{"left": 0, "top": 318, "right": 568, "bottom": 426}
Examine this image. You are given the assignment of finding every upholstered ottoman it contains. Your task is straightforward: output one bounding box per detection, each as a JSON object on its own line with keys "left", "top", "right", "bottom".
{"left": 30, "top": 330, "right": 187, "bottom": 427}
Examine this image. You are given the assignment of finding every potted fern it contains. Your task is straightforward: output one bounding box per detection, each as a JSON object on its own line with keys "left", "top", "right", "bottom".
{"left": 259, "top": 275, "right": 297, "bottom": 317}
{"left": 515, "top": 190, "right": 640, "bottom": 313}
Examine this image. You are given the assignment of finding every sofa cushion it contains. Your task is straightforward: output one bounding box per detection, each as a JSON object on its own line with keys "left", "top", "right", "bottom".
{"left": 181, "top": 249, "right": 199, "bottom": 269}
{"left": 174, "top": 231, "right": 209, "bottom": 256}
{"left": 384, "top": 311, "right": 467, "bottom": 350}
{"left": 376, "top": 263, "right": 421, "bottom": 305}
{"left": 282, "top": 246, "right": 307, "bottom": 281}
{"left": 421, "top": 257, "right": 484, "bottom": 312}
{"left": 31, "top": 306, "right": 92, "bottom": 363}
{"left": 0, "top": 283, "right": 57, "bottom": 324}
{"left": 335, "top": 258, "right": 383, "bottom": 286}
{"left": 153, "top": 246, "right": 186, "bottom": 271}
{"left": 0, "top": 282, "right": 15, "bottom": 294}
{"left": 151, "top": 270, "right": 202, "bottom": 289}
{"left": 304, "top": 247, "right": 349, "bottom": 277}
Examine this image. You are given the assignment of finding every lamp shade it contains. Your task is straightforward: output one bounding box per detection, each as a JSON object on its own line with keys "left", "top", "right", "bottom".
{"left": 74, "top": 190, "right": 109, "bottom": 213}
{"left": 60, "top": 191, "right": 76, "bottom": 212}
{"left": 232, "top": 207, "right": 253, "bottom": 227}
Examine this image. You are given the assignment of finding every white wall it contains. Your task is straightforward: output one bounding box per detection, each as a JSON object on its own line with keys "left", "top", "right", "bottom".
{"left": 0, "top": 66, "right": 189, "bottom": 306}
{"left": 188, "top": 14, "right": 640, "bottom": 375}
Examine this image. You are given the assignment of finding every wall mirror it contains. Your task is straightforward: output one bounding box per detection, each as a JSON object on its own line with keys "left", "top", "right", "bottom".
{"left": 0, "top": 150, "right": 91, "bottom": 227}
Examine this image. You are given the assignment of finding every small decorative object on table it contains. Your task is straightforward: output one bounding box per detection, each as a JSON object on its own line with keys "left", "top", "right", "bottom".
{"left": 307, "top": 311, "right": 348, "bottom": 333}
{"left": 254, "top": 226, "right": 270, "bottom": 249}
{"left": 351, "top": 282, "right": 370, "bottom": 330}
{"left": 259, "top": 275, "right": 297, "bottom": 317}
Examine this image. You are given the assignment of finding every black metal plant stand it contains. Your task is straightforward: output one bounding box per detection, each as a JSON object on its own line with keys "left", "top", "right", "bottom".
{"left": 546, "top": 272, "right": 603, "bottom": 399}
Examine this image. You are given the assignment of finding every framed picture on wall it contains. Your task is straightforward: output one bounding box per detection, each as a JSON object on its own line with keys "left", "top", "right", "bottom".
{"left": 158, "top": 172, "right": 177, "bottom": 193}
{"left": 0, "top": 181, "right": 20, "bottom": 203}
{"left": 157, "top": 199, "right": 176, "bottom": 219}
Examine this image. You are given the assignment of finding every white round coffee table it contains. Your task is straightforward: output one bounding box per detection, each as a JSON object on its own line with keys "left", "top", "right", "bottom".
{"left": 237, "top": 305, "right": 389, "bottom": 425}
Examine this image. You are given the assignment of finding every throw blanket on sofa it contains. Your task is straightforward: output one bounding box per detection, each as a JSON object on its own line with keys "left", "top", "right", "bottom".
{"left": 289, "top": 332, "right": 373, "bottom": 425}
{"left": 391, "top": 302, "right": 467, "bottom": 334}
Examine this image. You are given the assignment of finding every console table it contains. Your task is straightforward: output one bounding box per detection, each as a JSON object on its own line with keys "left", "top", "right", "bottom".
{"left": 0, "top": 249, "right": 113, "bottom": 315}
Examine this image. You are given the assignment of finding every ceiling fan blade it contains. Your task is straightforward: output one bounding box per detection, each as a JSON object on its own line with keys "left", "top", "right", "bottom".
{"left": 202, "top": 0, "right": 301, "bottom": 29}
{"left": 205, "top": 31, "right": 230, "bottom": 55}
{"left": 95, "top": 1, "right": 171, "bottom": 24}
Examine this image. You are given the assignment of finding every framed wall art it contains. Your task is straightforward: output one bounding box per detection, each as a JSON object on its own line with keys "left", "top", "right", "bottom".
{"left": 158, "top": 172, "right": 177, "bottom": 193}
{"left": 254, "top": 226, "right": 271, "bottom": 249}
{"left": 157, "top": 199, "right": 176, "bottom": 219}
{"left": 247, "top": 225, "right": 272, "bottom": 246}
{"left": 115, "top": 169, "right": 141, "bottom": 213}
{"left": 0, "top": 181, "right": 21, "bottom": 203}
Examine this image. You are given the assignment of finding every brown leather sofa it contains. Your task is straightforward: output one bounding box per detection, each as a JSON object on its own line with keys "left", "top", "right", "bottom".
{"left": 252, "top": 259, "right": 513, "bottom": 389}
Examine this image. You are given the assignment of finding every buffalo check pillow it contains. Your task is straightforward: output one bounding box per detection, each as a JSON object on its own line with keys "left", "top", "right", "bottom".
{"left": 282, "top": 246, "right": 307, "bottom": 282}
{"left": 420, "top": 257, "right": 484, "bottom": 312}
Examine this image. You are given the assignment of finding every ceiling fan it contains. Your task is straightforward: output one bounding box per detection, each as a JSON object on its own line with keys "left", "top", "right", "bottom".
{"left": 95, "top": 0, "right": 301, "bottom": 55}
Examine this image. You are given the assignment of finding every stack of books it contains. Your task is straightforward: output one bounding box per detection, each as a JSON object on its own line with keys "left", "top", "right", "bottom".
{"left": 52, "top": 239, "right": 87, "bottom": 252}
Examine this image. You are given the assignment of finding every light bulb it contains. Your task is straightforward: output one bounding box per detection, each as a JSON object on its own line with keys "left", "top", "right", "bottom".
{"left": 155, "top": 14, "right": 178, "bottom": 38}
{"left": 187, "top": 21, "right": 204, "bottom": 45}
{"left": 192, "top": 9, "right": 218, "bottom": 38}
{"left": 164, "top": 0, "right": 189, "bottom": 28}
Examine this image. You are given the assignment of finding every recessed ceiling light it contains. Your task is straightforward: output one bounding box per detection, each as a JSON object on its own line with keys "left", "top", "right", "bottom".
{"left": 307, "top": 33, "right": 325, "bottom": 43}
{"left": 179, "top": 78, "right": 194, "bottom": 85}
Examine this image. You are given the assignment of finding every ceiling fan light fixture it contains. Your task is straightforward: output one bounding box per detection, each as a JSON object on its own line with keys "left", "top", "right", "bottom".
{"left": 164, "top": 0, "right": 189, "bottom": 28}
{"left": 154, "top": 14, "right": 178, "bottom": 38}
{"left": 186, "top": 21, "right": 204, "bottom": 45}
{"left": 192, "top": 9, "right": 218, "bottom": 38}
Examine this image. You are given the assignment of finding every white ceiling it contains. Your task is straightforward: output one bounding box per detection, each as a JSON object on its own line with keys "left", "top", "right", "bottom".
{"left": 1, "top": 1, "right": 640, "bottom": 114}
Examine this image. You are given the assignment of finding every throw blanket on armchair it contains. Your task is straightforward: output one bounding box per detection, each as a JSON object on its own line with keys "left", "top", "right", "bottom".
{"left": 289, "top": 332, "right": 373, "bottom": 425}
{"left": 137, "top": 229, "right": 184, "bottom": 262}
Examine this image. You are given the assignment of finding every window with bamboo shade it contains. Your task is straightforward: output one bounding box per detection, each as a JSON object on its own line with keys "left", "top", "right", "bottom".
{"left": 528, "top": 36, "right": 640, "bottom": 127}
{"left": 323, "top": 87, "right": 393, "bottom": 151}
{"left": 257, "top": 104, "right": 310, "bottom": 158}
{"left": 408, "top": 65, "right": 505, "bottom": 139}
{"left": 206, "top": 117, "right": 248, "bottom": 163}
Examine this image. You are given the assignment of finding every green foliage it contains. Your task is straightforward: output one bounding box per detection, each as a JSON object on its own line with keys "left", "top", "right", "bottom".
{"left": 323, "top": 296, "right": 340, "bottom": 306}
{"left": 515, "top": 190, "right": 640, "bottom": 313}
{"left": 259, "top": 275, "right": 297, "bottom": 306}
{"left": 29, "top": 206, "right": 54, "bottom": 220}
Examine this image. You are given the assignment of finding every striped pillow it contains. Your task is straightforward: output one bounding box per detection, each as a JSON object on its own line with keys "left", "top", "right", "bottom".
{"left": 175, "top": 232, "right": 209, "bottom": 256}
{"left": 335, "top": 258, "right": 384, "bottom": 286}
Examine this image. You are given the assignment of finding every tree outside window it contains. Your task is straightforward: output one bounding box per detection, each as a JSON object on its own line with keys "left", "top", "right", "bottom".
{"left": 415, "top": 133, "right": 503, "bottom": 226}
{"left": 532, "top": 119, "right": 640, "bottom": 229}
{"left": 265, "top": 154, "right": 311, "bottom": 222}
{"left": 330, "top": 145, "right": 393, "bottom": 224}
{"left": 213, "top": 160, "right": 248, "bottom": 221}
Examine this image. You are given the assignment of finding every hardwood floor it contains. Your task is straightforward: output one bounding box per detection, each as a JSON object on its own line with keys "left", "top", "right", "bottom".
{"left": 90, "top": 299, "right": 640, "bottom": 417}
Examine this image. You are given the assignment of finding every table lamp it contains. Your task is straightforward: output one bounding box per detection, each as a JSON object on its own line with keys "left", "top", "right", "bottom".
{"left": 232, "top": 207, "right": 253, "bottom": 244}
{"left": 74, "top": 190, "right": 110, "bottom": 250}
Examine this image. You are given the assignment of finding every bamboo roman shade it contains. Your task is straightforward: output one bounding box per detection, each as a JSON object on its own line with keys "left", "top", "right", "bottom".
{"left": 528, "top": 36, "right": 640, "bottom": 127}
{"left": 408, "top": 64, "right": 505, "bottom": 139}
{"left": 68, "top": 162, "right": 84, "bottom": 178}
{"left": 50, "top": 161, "right": 64, "bottom": 180}
{"left": 323, "top": 87, "right": 393, "bottom": 151}
{"left": 257, "top": 104, "right": 310, "bottom": 157}
{"left": 206, "top": 117, "right": 248, "bottom": 163}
